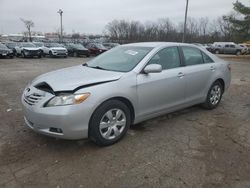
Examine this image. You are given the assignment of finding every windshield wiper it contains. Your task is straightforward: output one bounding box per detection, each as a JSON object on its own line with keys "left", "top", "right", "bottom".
{"left": 89, "top": 66, "right": 107, "bottom": 70}
{"left": 82, "top": 63, "right": 108, "bottom": 70}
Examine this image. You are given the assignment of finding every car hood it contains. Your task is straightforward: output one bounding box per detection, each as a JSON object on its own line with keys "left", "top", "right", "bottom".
{"left": 22, "top": 47, "right": 40, "bottom": 51}
{"left": 75, "top": 47, "right": 88, "bottom": 51}
{"left": 31, "top": 65, "right": 124, "bottom": 92}
{"left": 50, "top": 47, "right": 67, "bottom": 50}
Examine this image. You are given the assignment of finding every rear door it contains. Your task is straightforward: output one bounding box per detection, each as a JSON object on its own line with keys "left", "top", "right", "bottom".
{"left": 136, "top": 46, "right": 186, "bottom": 117}
{"left": 180, "top": 46, "right": 215, "bottom": 103}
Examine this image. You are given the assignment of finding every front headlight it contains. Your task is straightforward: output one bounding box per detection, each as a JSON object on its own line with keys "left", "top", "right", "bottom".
{"left": 45, "top": 93, "right": 90, "bottom": 107}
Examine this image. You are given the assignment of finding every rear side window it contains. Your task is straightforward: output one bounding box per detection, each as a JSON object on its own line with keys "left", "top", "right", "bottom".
{"left": 148, "top": 47, "right": 181, "bottom": 70}
{"left": 182, "top": 47, "right": 204, "bottom": 66}
{"left": 202, "top": 52, "right": 214, "bottom": 63}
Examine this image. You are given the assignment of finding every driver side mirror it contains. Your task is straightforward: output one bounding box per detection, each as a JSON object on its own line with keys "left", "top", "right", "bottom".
{"left": 143, "top": 64, "right": 162, "bottom": 74}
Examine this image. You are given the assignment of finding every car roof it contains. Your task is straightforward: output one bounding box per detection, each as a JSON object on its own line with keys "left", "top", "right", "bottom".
{"left": 123, "top": 42, "right": 195, "bottom": 48}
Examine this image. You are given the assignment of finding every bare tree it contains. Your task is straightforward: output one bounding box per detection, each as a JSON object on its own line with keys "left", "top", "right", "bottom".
{"left": 20, "top": 18, "right": 34, "bottom": 42}
{"left": 198, "top": 17, "right": 209, "bottom": 43}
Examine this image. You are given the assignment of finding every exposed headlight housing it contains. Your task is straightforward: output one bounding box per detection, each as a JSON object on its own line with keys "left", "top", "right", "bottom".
{"left": 45, "top": 93, "right": 90, "bottom": 107}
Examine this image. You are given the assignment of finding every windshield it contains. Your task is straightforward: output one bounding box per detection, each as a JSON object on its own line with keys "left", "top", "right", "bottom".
{"left": 0, "top": 43, "right": 8, "bottom": 49}
{"left": 95, "top": 43, "right": 106, "bottom": 49}
{"left": 34, "top": 43, "right": 43, "bottom": 47}
{"left": 50, "top": 43, "right": 63, "bottom": 47}
{"left": 86, "top": 46, "right": 153, "bottom": 72}
{"left": 6, "top": 43, "right": 16, "bottom": 48}
{"left": 74, "top": 44, "right": 84, "bottom": 48}
{"left": 70, "top": 43, "right": 84, "bottom": 48}
{"left": 22, "top": 43, "right": 36, "bottom": 47}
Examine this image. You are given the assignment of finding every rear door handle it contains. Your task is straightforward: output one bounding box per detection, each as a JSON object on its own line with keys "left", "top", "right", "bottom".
{"left": 178, "top": 72, "right": 185, "bottom": 78}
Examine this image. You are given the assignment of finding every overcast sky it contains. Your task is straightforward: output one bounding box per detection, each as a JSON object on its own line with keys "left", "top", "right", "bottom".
{"left": 0, "top": 0, "right": 249, "bottom": 34}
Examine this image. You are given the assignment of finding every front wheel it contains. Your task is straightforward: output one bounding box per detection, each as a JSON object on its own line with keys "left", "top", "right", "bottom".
{"left": 21, "top": 51, "right": 26, "bottom": 58}
{"left": 49, "top": 51, "right": 53, "bottom": 58}
{"left": 89, "top": 100, "right": 131, "bottom": 146}
{"left": 202, "top": 81, "right": 223, "bottom": 110}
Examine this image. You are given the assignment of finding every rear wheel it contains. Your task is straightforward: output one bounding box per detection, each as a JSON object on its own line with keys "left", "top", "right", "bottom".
{"left": 215, "top": 50, "right": 220, "bottom": 54}
{"left": 202, "top": 81, "right": 223, "bottom": 110}
{"left": 89, "top": 100, "right": 131, "bottom": 146}
{"left": 236, "top": 51, "right": 241, "bottom": 56}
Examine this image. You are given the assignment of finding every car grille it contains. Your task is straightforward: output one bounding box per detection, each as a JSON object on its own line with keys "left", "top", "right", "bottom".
{"left": 56, "top": 50, "right": 66, "bottom": 53}
{"left": 25, "top": 50, "right": 39, "bottom": 55}
{"left": 24, "top": 93, "right": 43, "bottom": 106}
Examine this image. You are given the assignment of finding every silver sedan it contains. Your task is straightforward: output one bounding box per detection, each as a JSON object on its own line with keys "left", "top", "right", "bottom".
{"left": 22, "top": 42, "right": 231, "bottom": 146}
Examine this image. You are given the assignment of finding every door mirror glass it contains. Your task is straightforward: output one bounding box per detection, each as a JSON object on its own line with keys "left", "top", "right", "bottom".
{"left": 144, "top": 64, "right": 162, "bottom": 74}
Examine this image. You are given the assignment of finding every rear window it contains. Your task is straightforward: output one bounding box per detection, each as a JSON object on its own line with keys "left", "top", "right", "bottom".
{"left": 182, "top": 47, "right": 204, "bottom": 66}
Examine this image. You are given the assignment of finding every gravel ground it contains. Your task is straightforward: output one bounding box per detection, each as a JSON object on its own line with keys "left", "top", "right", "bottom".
{"left": 0, "top": 56, "right": 250, "bottom": 188}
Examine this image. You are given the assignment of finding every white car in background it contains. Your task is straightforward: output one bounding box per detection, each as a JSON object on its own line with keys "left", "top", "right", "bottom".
{"left": 43, "top": 43, "right": 68, "bottom": 57}
{"left": 33, "top": 42, "right": 49, "bottom": 56}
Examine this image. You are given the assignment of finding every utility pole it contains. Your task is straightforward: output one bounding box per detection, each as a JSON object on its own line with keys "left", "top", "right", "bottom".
{"left": 182, "top": 0, "right": 189, "bottom": 43}
{"left": 57, "top": 9, "right": 63, "bottom": 43}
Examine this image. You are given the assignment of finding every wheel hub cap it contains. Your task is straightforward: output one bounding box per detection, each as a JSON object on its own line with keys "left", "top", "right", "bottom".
{"left": 210, "top": 85, "right": 221, "bottom": 105}
{"left": 99, "top": 109, "right": 126, "bottom": 140}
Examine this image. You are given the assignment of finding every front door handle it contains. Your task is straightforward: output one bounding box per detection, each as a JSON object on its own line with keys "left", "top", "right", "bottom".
{"left": 210, "top": 66, "right": 216, "bottom": 71}
{"left": 178, "top": 72, "right": 185, "bottom": 78}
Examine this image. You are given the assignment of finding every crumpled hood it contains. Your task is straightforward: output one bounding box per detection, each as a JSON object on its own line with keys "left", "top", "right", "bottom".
{"left": 22, "top": 47, "right": 40, "bottom": 51}
{"left": 31, "top": 65, "right": 124, "bottom": 92}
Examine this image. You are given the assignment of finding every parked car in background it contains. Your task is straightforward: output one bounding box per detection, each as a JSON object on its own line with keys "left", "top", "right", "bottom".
{"left": 239, "top": 44, "right": 249, "bottom": 54}
{"left": 15, "top": 42, "right": 42, "bottom": 58}
{"left": 86, "top": 43, "right": 107, "bottom": 56}
{"left": 102, "top": 43, "right": 120, "bottom": 50}
{"left": 0, "top": 43, "right": 14, "bottom": 58}
{"left": 43, "top": 43, "right": 68, "bottom": 57}
{"left": 22, "top": 42, "right": 231, "bottom": 146}
{"left": 211, "top": 42, "right": 243, "bottom": 55}
{"left": 4, "top": 42, "right": 18, "bottom": 56}
{"left": 64, "top": 43, "right": 90, "bottom": 57}
{"left": 204, "top": 44, "right": 213, "bottom": 53}
{"left": 33, "top": 42, "right": 49, "bottom": 56}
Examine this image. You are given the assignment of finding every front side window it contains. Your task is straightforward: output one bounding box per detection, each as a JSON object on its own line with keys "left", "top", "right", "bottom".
{"left": 182, "top": 46, "right": 204, "bottom": 66}
{"left": 148, "top": 47, "right": 181, "bottom": 70}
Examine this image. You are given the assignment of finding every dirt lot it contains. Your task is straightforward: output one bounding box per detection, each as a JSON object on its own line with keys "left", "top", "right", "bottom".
{"left": 0, "top": 56, "right": 250, "bottom": 188}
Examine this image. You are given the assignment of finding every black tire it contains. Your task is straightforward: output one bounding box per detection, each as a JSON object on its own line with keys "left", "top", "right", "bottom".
{"left": 236, "top": 51, "right": 241, "bottom": 56}
{"left": 202, "top": 81, "right": 223, "bottom": 110}
{"left": 21, "top": 51, "right": 26, "bottom": 58}
{"left": 74, "top": 52, "right": 77, "bottom": 57}
{"left": 49, "top": 51, "right": 53, "bottom": 58}
{"left": 89, "top": 100, "right": 131, "bottom": 146}
{"left": 215, "top": 50, "right": 220, "bottom": 54}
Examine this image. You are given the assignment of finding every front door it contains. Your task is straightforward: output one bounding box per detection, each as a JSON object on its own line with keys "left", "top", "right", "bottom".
{"left": 136, "top": 46, "right": 186, "bottom": 118}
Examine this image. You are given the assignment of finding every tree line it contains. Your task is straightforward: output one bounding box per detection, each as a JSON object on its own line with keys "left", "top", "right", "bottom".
{"left": 104, "top": 1, "right": 250, "bottom": 44}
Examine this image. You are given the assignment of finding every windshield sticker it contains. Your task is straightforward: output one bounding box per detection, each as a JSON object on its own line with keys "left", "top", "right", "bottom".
{"left": 125, "top": 50, "right": 138, "bottom": 56}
